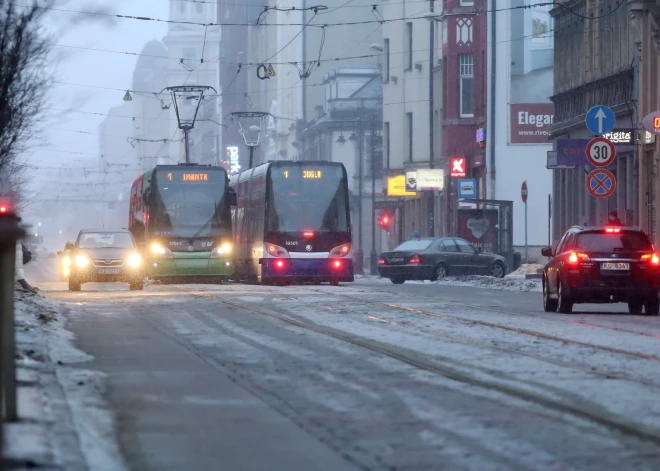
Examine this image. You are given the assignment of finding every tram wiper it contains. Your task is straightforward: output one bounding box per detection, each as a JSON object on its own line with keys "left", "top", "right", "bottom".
{"left": 190, "top": 201, "right": 218, "bottom": 242}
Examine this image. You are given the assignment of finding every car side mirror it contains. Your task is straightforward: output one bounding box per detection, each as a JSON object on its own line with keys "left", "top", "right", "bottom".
{"left": 65, "top": 243, "right": 74, "bottom": 251}
{"left": 541, "top": 247, "right": 553, "bottom": 257}
{"left": 228, "top": 187, "right": 237, "bottom": 206}
{"left": 476, "top": 247, "right": 482, "bottom": 254}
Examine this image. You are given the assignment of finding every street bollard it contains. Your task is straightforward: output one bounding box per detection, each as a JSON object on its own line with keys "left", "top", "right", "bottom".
{"left": 0, "top": 200, "right": 25, "bottom": 430}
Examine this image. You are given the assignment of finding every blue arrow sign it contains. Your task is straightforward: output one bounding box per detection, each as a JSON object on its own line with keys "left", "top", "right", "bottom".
{"left": 585, "top": 106, "right": 616, "bottom": 135}
{"left": 457, "top": 179, "right": 477, "bottom": 198}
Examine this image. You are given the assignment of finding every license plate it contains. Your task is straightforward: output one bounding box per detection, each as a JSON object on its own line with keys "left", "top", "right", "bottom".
{"left": 601, "top": 262, "right": 629, "bottom": 270}
{"left": 391, "top": 258, "right": 404, "bottom": 262}
{"left": 98, "top": 268, "right": 120, "bottom": 275}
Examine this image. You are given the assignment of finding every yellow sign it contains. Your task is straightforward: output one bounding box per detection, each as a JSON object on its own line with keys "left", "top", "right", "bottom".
{"left": 387, "top": 175, "right": 416, "bottom": 196}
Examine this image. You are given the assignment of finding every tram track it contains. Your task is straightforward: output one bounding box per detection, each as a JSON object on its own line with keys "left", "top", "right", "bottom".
{"left": 194, "top": 289, "right": 660, "bottom": 447}
{"left": 302, "top": 285, "right": 660, "bottom": 362}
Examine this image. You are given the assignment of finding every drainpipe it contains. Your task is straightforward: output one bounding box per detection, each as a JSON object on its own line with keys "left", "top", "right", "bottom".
{"left": 489, "top": 0, "right": 497, "bottom": 198}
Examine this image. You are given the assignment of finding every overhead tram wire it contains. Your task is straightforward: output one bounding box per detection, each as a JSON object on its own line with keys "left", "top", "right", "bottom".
{"left": 4, "top": 1, "right": 565, "bottom": 30}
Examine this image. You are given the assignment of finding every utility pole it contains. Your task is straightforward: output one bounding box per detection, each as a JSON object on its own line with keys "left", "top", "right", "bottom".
{"left": 428, "top": 0, "right": 435, "bottom": 237}
{"left": 370, "top": 114, "right": 378, "bottom": 275}
{"left": 356, "top": 118, "right": 364, "bottom": 275}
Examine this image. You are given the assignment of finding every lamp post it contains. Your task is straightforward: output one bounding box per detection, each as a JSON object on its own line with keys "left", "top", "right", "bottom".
{"left": 230, "top": 111, "right": 273, "bottom": 169}
{"left": 164, "top": 85, "right": 217, "bottom": 164}
{"left": 369, "top": 114, "right": 379, "bottom": 275}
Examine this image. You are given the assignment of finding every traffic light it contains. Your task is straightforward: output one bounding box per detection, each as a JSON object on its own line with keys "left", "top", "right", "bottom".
{"left": 379, "top": 212, "right": 393, "bottom": 230}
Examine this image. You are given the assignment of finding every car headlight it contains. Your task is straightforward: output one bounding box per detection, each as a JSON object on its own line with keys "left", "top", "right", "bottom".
{"left": 151, "top": 243, "right": 173, "bottom": 258}
{"left": 210, "top": 243, "right": 232, "bottom": 258}
{"left": 74, "top": 255, "right": 90, "bottom": 267}
{"left": 126, "top": 253, "right": 141, "bottom": 267}
{"left": 62, "top": 257, "right": 71, "bottom": 267}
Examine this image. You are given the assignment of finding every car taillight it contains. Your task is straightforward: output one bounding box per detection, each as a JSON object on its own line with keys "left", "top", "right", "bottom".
{"left": 329, "top": 243, "right": 351, "bottom": 258}
{"left": 641, "top": 253, "right": 660, "bottom": 264}
{"left": 568, "top": 252, "right": 589, "bottom": 263}
{"left": 275, "top": 259, "right": 286, "bottom": 269}
{"left": 332, "top": 260, "right": 342, "bottom": 269}
{"left": 265, "top": 243, "right": 289, "bottom": 258}
{"left": 378, "top": 258, "right": 385, "bottom": 265}
{"left": 605, "top": 228, "right": 621, "bottom": 233}
{"left": 410, "top": 253, "right": 421, "bottom": 264}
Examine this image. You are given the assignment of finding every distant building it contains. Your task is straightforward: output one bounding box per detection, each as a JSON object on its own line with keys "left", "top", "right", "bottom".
{"left": 163, "top": 0, "right": 221, "bottom": 165}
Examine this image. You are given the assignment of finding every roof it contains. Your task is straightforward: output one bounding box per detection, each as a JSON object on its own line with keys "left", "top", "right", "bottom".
{"left": 79, "top": 228, "right": 131, "bottom": 234}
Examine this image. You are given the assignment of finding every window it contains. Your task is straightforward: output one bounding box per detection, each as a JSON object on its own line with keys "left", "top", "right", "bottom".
{"left": 405, "top": 112, "right": 413, "bottom": 162}
{"left": 459, "top": 53, "right": 474, "bottom": 117}
{"left": 195, "top": 2, "right": 203, "bottom": 13}
{"left": 405, "top": 22, "right": 413, "bottom": 71}
{"left": 383, "top": 38, "right": 390, "bottom": 83}
{"left": 454, "top": 239, "right": 477, "bottom": 254}
{"left": 394, "top": 240, "right": 433, "bottom": 251}
{"left": 439, "top": 240, "right": 459, "bottom": 252}
{"left": 183, "top": 47, "right": 195, "bottom": 67}
{"left": 460, "top": 0, "right": 474, "bottom": 5}
{"left": 384, "top": 122, "right": 390, "bottom": 169}
{"left": 576, "top": 231, "right": 652, "bottom": 252}
{"left": 179, "top": 2, "right": 185, "bottom": 13}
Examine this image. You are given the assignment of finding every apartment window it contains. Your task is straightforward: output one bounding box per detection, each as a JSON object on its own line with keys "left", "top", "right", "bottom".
{"left": 405, "top": 112, "right": 413, "bottom": 162}
{"left": 405, "top": 22, "right": 413, "bottom": 71}
{"left": 460, "top": 0, "right": 474, "bottom": 5}
{"left": 383, "top": 38, "right": 390, "bottom": 83}
{"left": 384, "top": 122, "right": 390, "bottom": 168}
{"left": 196, "top": 2, "right": 203, "bottom": 13}
{"left": 183, "top": 47, "right": 195, "bottom": 67}
{"left": 459, "top": 53, "right": 474, "bottom": 118}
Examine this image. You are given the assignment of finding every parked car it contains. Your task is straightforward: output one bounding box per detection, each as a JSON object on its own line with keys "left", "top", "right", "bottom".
{"left": 378, "top": 237, "right": 508, "bottom": 284}
{"left": 66, "top": 229, "right": 145, "bottom": 291}
{"left": 541, "top": 225, "right": 660, "bottom": 314}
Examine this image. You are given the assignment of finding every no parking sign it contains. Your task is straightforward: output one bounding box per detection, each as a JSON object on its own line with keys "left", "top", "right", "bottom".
{"left": 586, "top": 169, "right": 616, "bottom": 199}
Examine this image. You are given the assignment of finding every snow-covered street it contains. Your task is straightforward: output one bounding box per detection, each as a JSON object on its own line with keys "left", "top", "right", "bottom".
{"left": 7, "top": 259, "right": 660, "bottom": 470}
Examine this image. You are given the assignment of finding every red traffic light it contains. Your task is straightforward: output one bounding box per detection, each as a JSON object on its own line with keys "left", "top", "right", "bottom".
{"left": 379, "top": 212, "right": 393, "bottom": 229}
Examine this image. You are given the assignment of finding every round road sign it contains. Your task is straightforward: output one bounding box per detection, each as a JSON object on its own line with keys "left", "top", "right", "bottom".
{"left": 586, "top": 169, "right": 616, "bottom": 199}
{"left": 586, "top": 137, "right": 616, "bottom": 167}
{"left": 521, "top": 181, "right": 528, "bottom": 203}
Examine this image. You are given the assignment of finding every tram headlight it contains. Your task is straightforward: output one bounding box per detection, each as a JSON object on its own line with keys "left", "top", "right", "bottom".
{"left": 61, "top": 256, "right": 71, "bottom": 267}
{"left": 151, "top": 243, "right": 173, "bottom": 258}
{"left": 210, "top": 243, "right": 232, "bottom": 258}
{"left": 265, "top": 243, "right": 289, "bottom": 258}
{"left": 329, "top": 243, "right": 351, "bottom": 258}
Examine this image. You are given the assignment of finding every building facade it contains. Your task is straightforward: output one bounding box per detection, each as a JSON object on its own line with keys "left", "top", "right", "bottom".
{"left": 549, "top": 0, "right": 636, "bottom": 244}
{"left": 488, "top": 0, "right": 554, "bottom": 248}
{"left": 381, "top": 0, "right": 440, "bottom": 241}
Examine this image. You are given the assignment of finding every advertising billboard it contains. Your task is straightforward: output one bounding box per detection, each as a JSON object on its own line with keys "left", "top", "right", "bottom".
{"left": 387, "top": 175, "right": 416, "bottom": 196}
{"left": 458, "top": 209, "right": 499, "bottom": 253}
{"left": 510, "top": 103, "right": 554, "bottom": 144}
{"left": 416, "top": 169, "right": 445, "bottom": 190}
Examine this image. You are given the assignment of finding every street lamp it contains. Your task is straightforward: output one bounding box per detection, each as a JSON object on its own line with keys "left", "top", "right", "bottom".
{"left": 230, "top": 111, "right": 273, "bottom": 168}
{"left": 163, "top": 85, "right": 217, "bottom": 164}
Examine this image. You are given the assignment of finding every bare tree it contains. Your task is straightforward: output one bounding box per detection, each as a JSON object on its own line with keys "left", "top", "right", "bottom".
{"left": 0, "top": 1, "right": 52, "bottom": 198}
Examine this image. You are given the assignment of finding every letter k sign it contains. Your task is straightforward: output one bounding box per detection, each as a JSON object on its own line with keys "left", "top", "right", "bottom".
{"left": 451, "top": 157, "right": 466, "bottom": 177}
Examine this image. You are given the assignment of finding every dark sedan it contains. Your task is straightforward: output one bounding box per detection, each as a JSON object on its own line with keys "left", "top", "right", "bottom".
{"left": 378, "top": 237, "right": 508, "bottom": 284}
{"left": 66, "top": 229, "right": 145, "bottom": 291}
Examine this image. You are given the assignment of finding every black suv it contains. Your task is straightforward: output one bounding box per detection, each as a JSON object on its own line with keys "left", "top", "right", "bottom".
{"left": 541, "top": 225, "right": 660, "bottom": 315}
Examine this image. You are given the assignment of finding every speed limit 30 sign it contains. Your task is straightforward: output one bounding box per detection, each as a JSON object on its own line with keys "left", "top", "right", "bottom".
{"left": 586, "top": 137, "right": 616, "bottom": 167}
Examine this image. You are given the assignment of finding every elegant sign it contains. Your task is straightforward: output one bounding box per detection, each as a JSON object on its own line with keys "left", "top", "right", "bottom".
{"left": 510, "top": 103, "right": 554, "bottom": 144}
{"left": 387, "top": 175, "right": 416, "bottom": 196}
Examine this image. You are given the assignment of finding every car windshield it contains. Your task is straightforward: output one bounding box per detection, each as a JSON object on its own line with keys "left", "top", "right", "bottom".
{"left": 576, "top": 231, "right": 652, "bottom": 252}
{"left": 393, "top": 240, "right": 433, "bottom": 251}
{"left": 78, "top": 232, "right": 135, "bottom": 249}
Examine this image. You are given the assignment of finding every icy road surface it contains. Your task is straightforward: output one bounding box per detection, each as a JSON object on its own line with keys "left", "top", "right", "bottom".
{"left": 32, "top": 264, "right": 660, "bottom": 470}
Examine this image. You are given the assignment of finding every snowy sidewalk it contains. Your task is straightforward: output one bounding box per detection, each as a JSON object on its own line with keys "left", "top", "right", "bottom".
{"left": 3, "top": 291, "right": 125, "bottom": 471}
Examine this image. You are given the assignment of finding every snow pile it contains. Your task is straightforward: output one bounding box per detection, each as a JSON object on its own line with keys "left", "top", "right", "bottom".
{"left": 437, "top": 275, "right": 542, "bottom": 292}
{"left": 8, "top": 292, "right": 127, "bottom": 471}
{"left": 507, "top": 263, "right": 544, "bottom": 276}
